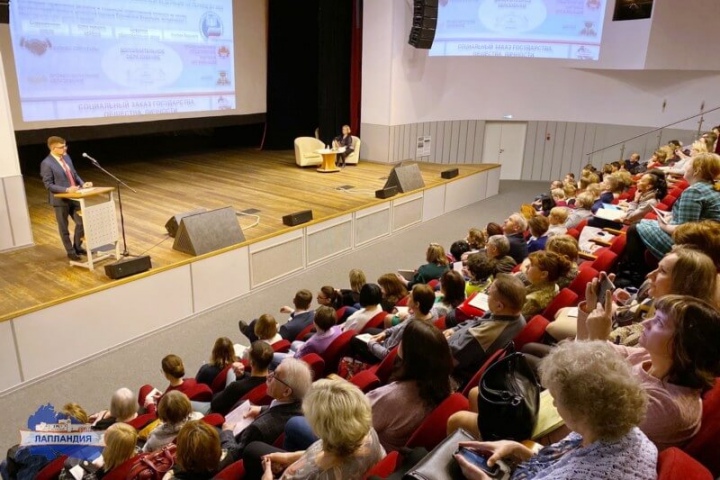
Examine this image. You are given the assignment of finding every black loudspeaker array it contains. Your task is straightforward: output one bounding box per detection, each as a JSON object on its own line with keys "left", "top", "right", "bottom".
{"left": 409, "top": 0, "right": 438, "bottom": 49}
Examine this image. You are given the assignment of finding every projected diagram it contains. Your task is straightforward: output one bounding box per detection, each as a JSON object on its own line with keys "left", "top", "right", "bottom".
{"left": 9, "top": 0, "right": 236, "bottom": 122}
{"left": 431, "top": 0, "right": 606, "bottom": 60}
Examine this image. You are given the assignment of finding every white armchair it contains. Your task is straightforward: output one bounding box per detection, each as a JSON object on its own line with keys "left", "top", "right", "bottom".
{"left": 345, "top": 136, "right": 361, "bottom": 165}
{"left": 294, "top": 137, "right": 325, "bottom": 167}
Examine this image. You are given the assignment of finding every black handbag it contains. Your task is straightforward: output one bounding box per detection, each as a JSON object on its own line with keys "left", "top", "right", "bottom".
{"left": 402, "top": 428, "right": 474, "bottom": 480}
{"left": 477, "top": 342, "right": 540, "bottom": 441}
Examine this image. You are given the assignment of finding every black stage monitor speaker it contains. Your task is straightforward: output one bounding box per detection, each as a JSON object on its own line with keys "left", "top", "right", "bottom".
{"left": 375, "top": 186, "right": 398, "bottom": 199}
{"left": 282, "top": 210, "right": 313, "bottom": 227}
{"left": 384, "top": 163, "right": 426, "bottom": 193}
{"left": 165, "top": 208, "right": 207, "bottom": 238}
{"left": 173, "top": 207, "right": 245, "bottom": 256}
{"left": 409, "top": 0, "right": 438, "bottom": 49}
{"left": 441, "top": 168, "right": 459, "bottom": 179}
{"left": 105, "top": 255, "right": 152, "bottom": 280}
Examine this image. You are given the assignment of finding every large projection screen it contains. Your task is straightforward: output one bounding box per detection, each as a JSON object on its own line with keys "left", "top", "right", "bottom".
{"left": 430, "top": 0, "right": 607, "bottom": 60}
{"left": 1, "top": 0, "right": 267, "bottom": 131}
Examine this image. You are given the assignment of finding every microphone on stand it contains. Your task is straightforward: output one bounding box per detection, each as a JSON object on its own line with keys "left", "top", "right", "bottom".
{"left": 82, "top": 152, "right": 99, "bottom": 165}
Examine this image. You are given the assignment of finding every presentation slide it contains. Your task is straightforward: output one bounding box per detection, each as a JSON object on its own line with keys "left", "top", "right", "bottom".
{"left": 9, "top": 0, "right": 235, "bottom": 122}
{"left": 430, "top": 0, "right": 607, "bottom": 60}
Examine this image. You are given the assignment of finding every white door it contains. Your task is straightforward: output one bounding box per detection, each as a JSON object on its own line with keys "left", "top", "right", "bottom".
{"left": 482, "top": 122, "right": 527, "bottom": 180}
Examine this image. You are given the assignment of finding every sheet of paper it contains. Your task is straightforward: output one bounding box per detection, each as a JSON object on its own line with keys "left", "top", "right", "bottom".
{"left": 397, "top": 269, "right": 415, "bottom": 281}
{"left": 594, "top": 208, "right": 625, "bottom": 221}
{"left": 355, "top": 333, "right": 373, "bottom": 343}
{"left": 468, "top": 293, "right": 489, "bottom": 311}
{"left": 225, "top": 400, "right": 254, "bottom": 436}
{"left": 395, "top": 306, "right": 409, "bottom": 316}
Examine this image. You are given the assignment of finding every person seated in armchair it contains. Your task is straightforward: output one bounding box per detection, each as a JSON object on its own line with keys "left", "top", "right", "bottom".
{"left": 332, "top": 125, "right": 354, "bottom": 167}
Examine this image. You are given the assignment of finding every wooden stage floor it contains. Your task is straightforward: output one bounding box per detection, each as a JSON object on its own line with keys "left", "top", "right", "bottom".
{"left": 2, "top": 148, "right": 493, "bottom": 321}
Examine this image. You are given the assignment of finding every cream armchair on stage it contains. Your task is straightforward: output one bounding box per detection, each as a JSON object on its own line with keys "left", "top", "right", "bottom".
{"left": 294, "top": 137, "right": 325, "bottom": 167}
{"left": 345, "top": 136, "right": 361, "bottom": 165}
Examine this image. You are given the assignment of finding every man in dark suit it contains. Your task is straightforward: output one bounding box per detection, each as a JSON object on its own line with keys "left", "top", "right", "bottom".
{"left": 40, "top": 136, "right": 93, "bottom": 261}
{"left": 219, "top": 357, "right": 312, "bottom": 463}
{"left": 502, "top": 212, "right": 529, "bottom": 264}
{"left": 239, "top": 289, "right": 315, "bottom": 343}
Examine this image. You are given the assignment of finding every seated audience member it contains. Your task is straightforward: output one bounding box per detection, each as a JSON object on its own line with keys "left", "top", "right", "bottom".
{"left": 668, "top": 140, "right": 707, "bottom": 174}
{"left": 377, "top": 273, "right": 409, "bottom": 314}
{"left": 550, "top": 188, "right": 567, "bottom": 208}
{"left": 624, "top": 152, "right": 646, "bottom": 174}
{"left": 429, "top": 270, "right": 466, "bottom": 325}
{"left": 543, "top": 235, "right": 578, "bottom": 289}
{"left": 590, "top": 173, "right": 623, "bottom": 214}
{"left": 522, "top": 251, "right": 572, "bottom": 317}
{"left": 96, "top": 423, "right": 139, "bottom": 477}
{"left": 340, "top": 268, "right": 366, "bottom": 307}
{"left": 463, "top": 252, "right": 494, "bottom": 298}
{"left": 208, "top": 342, "right": 273, "bottom": 416}
{"left": 673, "top": 219, "right": 720, "bottom": 303}
{"left": 169, "top": 420, "right": 223, "bottom": 479}
{"left": 342, "top": 283, "right": 383, "bottom": 332}
{"left": 316, "top": 285, "right": 343, "bottom": 310}
{"left": 563, "top": 181, "right": 577, "bottom": 207}
{"left": 546, "top": 207, "right": 568, "bottom": 236}
{"left": 143, "top": 354, "right": 198, "bottom": 414}
{"left": 619, "top": 170, "right": 667, "bottom": 224}
{"left": 235, "top": 314, "right": 282, "bottom": 359}
{"left": 564, "top": 191, "right": 594, "bottom": 229}
{"left": 466, "top": 227, "right": 487, "bottom": 253}
{"left": 526, "top": 215, "right": 549, "bottom": 254}
{"left": 486, "top": 222, "right": 504, "bottom": 237}
{"left": 485, "top": 234, "right": 517, "bottom": 275}
{"left": 244, "top": 379, "right": 385, "bottom": 480}
{"left": 646, "top": 149, "right": 670, "bottom": 170}
{"left": 397, "top": 243, "right": 451, "bottom": 289}
{"left": 221, "top": 358, "right": 312, "bottom": 462}
{"left": 502, "top": 213, "right": 529, "bottom": 263}
{"left": 579, "top": 171, "right": 600, "bottom": 192}
{"left": 620, "top": 153, "right": 720, "bottom": 281}
{"left": 195, "top": 337, "right": 235, "bottom": 387}
{"left": 450, "top": 239, "right": 472, "bottom": 263}
{"left": 579, "top": 293, "right": 720, "bottom": 449}
{"left": 239, "top": 290, "right": 315, "bottom": 343}
{"left": 144, "top": 391, "right": 198, "bottom": 452}
{"left": 363, "top": 284, "right": 436, "bottom": 362}
{"left": 444, "top": 274, "right": 526, "bottom": 386}
{"left": 89, "top": 387, "right": 138, "bottom": 430}
{"left": 454, "top": 341, "right": 657, "bottom": 480}
{"left": 273, "top": 306, "right": 342, "bottom": 366}
{"left": 367, "top": 320, "right": 453, "bottom": 451}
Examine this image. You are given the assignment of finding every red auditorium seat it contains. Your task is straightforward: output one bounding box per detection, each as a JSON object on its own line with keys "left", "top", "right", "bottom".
{"left": 541, "top": 288, "right": 578, "bottom": 320}
{"left": 36, "top": 454, "right": 68, "bottom": 480}
{"left": 271, "top": 339, "right": 292, "bottom": 353}
{"left": 589, "top": 249, "right": 618, "bottom": 273}
{"left": 461, "top": 347, "right": 507, "bottom": 397}
{"left": 210, "top": 365, "right": 233, "bottom": 394}
{"left": 183, "top": 382, "right": 213, "bottom": 402}
{"left": 350, "top": 371, "right": 381, "bottom": 393}
{"left": 240, "top": 383, "right": 272, "bottom": 406}
{"left": 513, "top": 315, "right": 551, "bottom": 351}
{"left": 201, "top": 413, "right": 225, "bottom": 427}
{"left": 567, "top": 266, "right": 599, "bottom": 300}
{"left": 215, "top": 459, "right": 246, "bottom": 480}
{"left": 405, "top": 393, "right": 470, "bottom": 451}
{"left": 300, "top": 353, "right": 325, "bottom": 380}
{"left": 360, "top": 311, "right": 389, "bottom": 333}
{"left": 660, "top": 194, "right": 677, "bottom": 208}
{"left": 684, "top": 379, "right": 720, "bottom": 477}
{"left": 658, "top": 447, "right": 713, "bottom": 480}
{"left": 103, "top": 454, "right": 143, "bottom": 480}
{"left": 126, "top": 412, "right": 157, "bottom": 431}
{"left": 368, "top": 346, "right": 399, "bottom": 385}
{"left": 296, "top": 323, "right": 316, "bottom": 341}
{"left": 336, "top": 306, "right": 348, "bottom": 321}
{"left": 320, "top": 330, "right": 356, "bottom": 375}
{"left": 433, "top": 316, "right": 446, "bottom": 330}
{"left": 363, "top": 451, "right": 402, "bottom": 479}
{"left": 396, "top": 294, "right": 410, "bottom": 307}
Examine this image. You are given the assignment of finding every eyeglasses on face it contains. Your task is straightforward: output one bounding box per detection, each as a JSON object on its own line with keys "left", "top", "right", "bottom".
{"left": 268, "top": 371, "right": 292, "bottom": 390}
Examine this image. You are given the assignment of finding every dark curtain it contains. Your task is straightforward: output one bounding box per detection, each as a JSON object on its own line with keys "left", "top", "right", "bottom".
{"left": 316, "top": 0, "right": 353, "bottom": 146}
{"left": 263, "top": 0, "right": 320, "bottom": 149}
{"left": 264, "top": 0, "right": 359, "bottom": 149}
{"left": 349, "top": 0, "right": 363, "bottom": 135}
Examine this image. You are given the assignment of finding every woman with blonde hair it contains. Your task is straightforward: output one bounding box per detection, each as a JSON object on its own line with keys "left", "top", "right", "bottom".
{"left": 243, "top": 379, "right": 385, "bottom": 479}
{"left": 397, "top": 243, "right": 450, "bottom": 289}
{"left": 195, "top": 337, "right": 235, "bottom": 387}
{"left": 620, "top": 152, "right": 720, "bottom": 283}
{"left": 100, "top": 423, "right": 138, "bottom": 475}
{"left": 340, "top": 268, "right": 367, "bottom": 306}
{"left": 455, "top": 341, "right": 657, "bottom": 480}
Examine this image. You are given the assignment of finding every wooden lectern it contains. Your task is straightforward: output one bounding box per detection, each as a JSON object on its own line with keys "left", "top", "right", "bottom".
{"left": 54, "top": 186, "right": 121, "bottom": 270}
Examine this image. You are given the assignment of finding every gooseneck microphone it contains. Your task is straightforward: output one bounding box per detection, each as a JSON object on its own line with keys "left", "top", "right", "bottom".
{"left": 82, "top": 152, "right": 99, "bottom": 164}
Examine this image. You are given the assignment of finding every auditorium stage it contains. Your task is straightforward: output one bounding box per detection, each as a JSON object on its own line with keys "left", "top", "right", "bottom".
{"left": 1, "top": 148, "right": 498, "bottom": 322}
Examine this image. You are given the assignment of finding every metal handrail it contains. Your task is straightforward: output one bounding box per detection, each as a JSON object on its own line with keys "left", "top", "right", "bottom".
{"left": 586, "top": 104, "right": 720, "bottom": 158}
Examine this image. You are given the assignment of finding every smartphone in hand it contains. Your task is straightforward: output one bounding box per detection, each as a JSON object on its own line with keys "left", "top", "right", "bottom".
{"left": 597, "top": 275, "right": 615, "bottom": 304}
